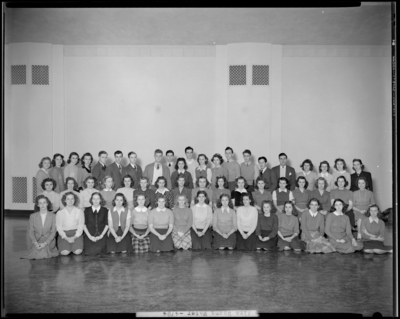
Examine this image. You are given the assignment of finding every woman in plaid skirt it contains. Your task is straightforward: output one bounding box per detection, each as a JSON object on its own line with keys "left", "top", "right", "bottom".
{"left": 172, "top": 194, "right": 193, "bottom": 250}
{"left": 130, "top": 194, "right": 150, "bottom": 253}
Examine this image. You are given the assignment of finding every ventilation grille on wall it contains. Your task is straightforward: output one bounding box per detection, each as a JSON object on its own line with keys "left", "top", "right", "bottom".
{"left": 11, "top": 65, "right": 26, "bottom": 85}
{"left": 32, "top": 65, "right": 49, "bottom": 85}
{"left": 252, "top": 65, "right": 269, "bottom": 85}
{"left": 12, "top": 177, "right": 28, "bottom": 203}
{"left": 229, "top": 65, "right": 246, "bottom": 85}
{"left": 32, "top": 177, "right": 37, "bottom": 203}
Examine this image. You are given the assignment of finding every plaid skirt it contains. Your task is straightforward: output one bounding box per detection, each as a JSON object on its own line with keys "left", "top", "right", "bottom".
{"left": 301, "top": 230, "right": 335, "bottom": 254}
{"left": 172, "top": 230, "right": 192, "bottom": 250}
{"left": 131, "top": 227, "right": 150, "bottom": 253}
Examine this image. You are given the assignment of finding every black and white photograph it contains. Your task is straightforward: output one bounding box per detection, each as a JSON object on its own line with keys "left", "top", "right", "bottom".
{"left": 2, "top": 3, "right": 396, "bottom": 316}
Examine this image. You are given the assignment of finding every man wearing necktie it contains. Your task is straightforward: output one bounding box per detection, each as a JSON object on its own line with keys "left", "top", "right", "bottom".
{"left": 122, "top": 151, "right": 143, "bottom": 189}
{"left": 143, "top": 149, "right": 172, "bottom": 191}
{"left": 105, "top": 150, "right": 124, "bottom": 190}
{"left": 270, "top": 153, "right": 296, "bottom": 191}
{"left": 165, "top": 150, "right": 175, "bottom": 176}
{"left": 258, "top": 156, "right": 274, "bottom": 192}
{"left": 92, "top": 151, "right": 108, "bottom": 190}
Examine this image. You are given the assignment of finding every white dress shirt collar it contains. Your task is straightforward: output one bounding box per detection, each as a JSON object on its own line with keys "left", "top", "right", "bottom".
{"left": 113, "top": 207, "right": 125, "bottom": 213}
{"left": 92, "top": 206, "right": 100, "bottom": 213}
{"left": 155, "top": 188, "right": 169, "bottom": 194}
{"left": 278, "top": 188, "right": 288, "bottom": 193}
{"left": 103, "top": 188, "right": 113, "bottom": 192}
{"left": 177, "top": 169, "right": 185, "bottom": 174}
{"left": 309, "top": 210, "right": 318, "bottom": 217}
{"left": 130, "top": 163, "right": 136, "bottom": 169}
{"left": 333, "top": 211, "right": 343, "bottom": 216}
{"left": 135, "top": 207, "right": 148, "bottom": 212}
{"left": 156, "top": 207, "right": 166, "bottom": 212}
{"left": 236, "top": 188, "right": 248, "bottom": 193}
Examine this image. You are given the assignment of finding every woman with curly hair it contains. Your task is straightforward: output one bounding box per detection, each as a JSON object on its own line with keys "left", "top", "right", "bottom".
{"left": 256, "top": 200, "right": 278, "bottom": 251}
{"left": 148, "top": 196, "right": 175, "bottom": 252}
{"left": 277, "top": 202, "right": 305, "bottom": 252}
{"left": 296, "top": 159, "right": 318, "bottom": 191}
{"left": 56, "top": 191, "right": 85, "bottom": 255}
{"left": 59, "top": 177, "right": 80, "bottom": 209}
{"left": 79, "top": 176, "right": 98, "bottom": 210}
{"left": 77, "top": 152, "right": 93, "bottom": 190}
{"left": 360, "top": 204, "right": 392, "bottom": 254}
{"left": 310, "top": 177, "right": 331, "bottom": 219}
{"left": 191, "top": 176, "right": 213, "bottom": 207}
{"left": 171, "top": 194, "right": 193, "bottom": 250}
{"left": 83, "top": 192, "right": 109, "bottom": 255}
{"left": 212, "top": 176, "right": 231, "bottom": 210}
{"left": 100, "top": 176, "right": 116, "bottom": 211}
{"left": 332, "top": 158, "right": 351, "bottom": 190}
{"left": 107, "top": 193, "right": 132, "bottom": 254}
{"left": 116, "top": 175, "right": 135, "bottom": 211}
{"left": 210, "top": 153, "right": 229, "bottom": 191}
{"left": 292, "top": 176, "right": 311, "bottom": 219}
{"left": 350, "top": 159, "right": 373, "bottom": 192}
{"left": 272, "top": 177, "right": 294, "bottom": 215}
{"left": 22, "top": 195, "right": 59, "bottom": 260}
{"left": 330, "top": 176, "right": 355, "bottom": 228}
{"left": 318, "top": 161, "right": 334, "bottom": 191}
{"left": 41, "top": 178, "right": 60, "bottom": 212}
{"left": 154, "top": 176, "right": 174, "bottom": 209}
{"left": 130, "top": 194, "right": 151, "bottom": 253}
{"left": 49, "top": 153, "right": 65, "bottom": 193}
{"left": 195, "top": 154, "right": 212, "bottom": 185}
{"left": 63, "top": 152, "right": 80, "bottom": 183}
{"left": 236, "top": 193, "right": 258, "bottom": 251}
{"left": 171, "top": 174, "right": 192, "bottom": 207}
{"left": 191, "top": 191, "right": 213, "bottom": 250}
{"left": 35, "top": 157, "right": 51, "bottom": 196}
{"left": 252, "top": 177, "right": 273, "bottom": 213}
{"left": 231, "top": 176, "right": 254, "bottom": 209}
{"left": 213, "top": 194, "right": 237, "bottom": 250}
{"left": 301, "top": 198, "right": 335, "bottom": 254}
{"left": 352, "top": 176, "right": 375, "bottom": 233}
{"left": 325, "top": 199, "right": 363, "bottom": 254}
{"left": 170, "top": 158, "right": 194, "bottom": 189}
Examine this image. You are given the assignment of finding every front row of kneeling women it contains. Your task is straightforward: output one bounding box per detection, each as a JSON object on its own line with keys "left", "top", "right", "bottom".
{"left": 22, "top": 191, "right": 392, "bottom": 260}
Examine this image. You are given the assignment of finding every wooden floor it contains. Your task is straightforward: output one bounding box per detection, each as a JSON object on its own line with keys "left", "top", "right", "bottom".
{"left": 4, "top": 216, "right": 394, "bottom": 315}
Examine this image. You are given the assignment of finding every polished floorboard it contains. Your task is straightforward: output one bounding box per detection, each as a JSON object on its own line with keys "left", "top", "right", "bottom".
{"left": 4, "top": 216, "right": 394, "bottom": 315}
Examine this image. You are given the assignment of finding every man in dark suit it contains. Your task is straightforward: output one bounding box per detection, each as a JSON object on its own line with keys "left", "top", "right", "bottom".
{"left": 143, "top": 149, "right": 171, "bottom": 190}
{"left": 122, "top": 151, "right": 143, "bottom": 189}
{"left": 92, "top": 151, "right": 108, "bottom": 190}
{"left": 257, "top": 156, "right": 275, "bottom": 192}
{"left": 270, "top": 153, "right": 296, "bottom": 191}
{"left": 105, "top": 150, "right": 124, "bottom": 190}
{"left": 165, "top": 150, "right": 175, "bottom": 176}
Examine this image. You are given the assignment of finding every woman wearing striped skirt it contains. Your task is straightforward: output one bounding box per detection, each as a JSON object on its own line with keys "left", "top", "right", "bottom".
{"left": 212, "top": 194, "right": 237, "bottom": 250}
{"left": 172, "top": 194, "right": 193, "bottom": 250}
{"left": 130, "top": 194, "right": 150, "bottom": 253}
{"left": 148, "top": 196, "right": 174, "bottom": 252}
{"left": 191, "top": 191, "right": 213, "bottom": 250}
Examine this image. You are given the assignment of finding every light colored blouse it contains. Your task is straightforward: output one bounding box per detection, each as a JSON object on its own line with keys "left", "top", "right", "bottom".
{"left": 107, "top": 207, "right": 132, "bottom": 227}
{"left": 42, "top": 190, "right": 60, "bottom": 212}
{"left": 191, "top": 203, "right": 213, "bottom": 229}
{"left": 236, "top": 206, "right": 258, "bottom": 233}
{"left": 148, "top": 207, "right": 174, "bottom": 229}
{"left": 56, "top": 206, "right": 85, "bottom": 238}
{"left": 132, "top": 207, "right": 149, "bottom": 228}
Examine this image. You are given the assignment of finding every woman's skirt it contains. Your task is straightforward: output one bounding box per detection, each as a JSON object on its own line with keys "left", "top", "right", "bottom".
{"left": 362, "top": 240, "right": 392, "bottom": 252}
{"left": 22, "top": 236, "right": 59, "bottom": 260}
{"left": 172, "top": 230, "right": 192, "bottom": 250}
{"left": 131, "top": 227, "right": 150, "bottom": 253}
{"left": 277, "top": 234, "right": 305, "bottom": 251}
{"left": 212, "top": 230, "right": 236, "bottom": 249}
{"left": 57, "top": 229, "right": 84, "bottom": 252}
{"left": 328, "top": 235, "right": 363, "bottom": 254}
{"left": 149, "top": 228, "right": 174, "bottom": 252}
{"left": 256, "top": 230, "right": 278, "bottom": 250}
{"left": 301, "top": 230, "right": 335, "bottom": 254}
{"left": 237, "top": 231, "right": 257, "bottom": 251}
{"left": 84, "top": 229, "right": 107, "bottom": 256}
{"left": 191, "top": 228, "right": 212, "bottom": 250}
{"left": 107, "top": 227, "right": 132, "bottom": 253}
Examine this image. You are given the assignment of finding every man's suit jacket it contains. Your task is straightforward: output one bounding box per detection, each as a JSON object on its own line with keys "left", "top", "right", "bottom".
{"left": 143, "top": 162, "right": 171, "bottom": 189}
{"left": 92, "top": 162, "right": 107, "bottom": 190}
{"left": 271, "top": 165, "right": 296, "bottom": 191}
{"left": 122, "top": 164, "right": 143, "bottom": 189}
{"left": 259, "top": 167, "right": 275, "bottom": 192}
{"left": 166, "top": 162, "right": 175, "bottom": 176}
{"left": 105, "top": 162, "right": 123, "bottom": 190}
{"left": 28, "top": 212, "right": 57, "bottom": 247}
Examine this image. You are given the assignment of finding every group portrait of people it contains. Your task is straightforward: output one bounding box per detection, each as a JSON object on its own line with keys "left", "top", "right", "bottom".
{"left": 23, "top": 145, "right": 392, "bottom": 260}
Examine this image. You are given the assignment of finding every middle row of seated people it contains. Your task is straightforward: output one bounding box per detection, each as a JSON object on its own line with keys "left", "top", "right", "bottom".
{"left": 28, "top": 185, "right": 391, "bottom": 260}
{"left": 40, "top": 171, "right": 375, "bottom": 236}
